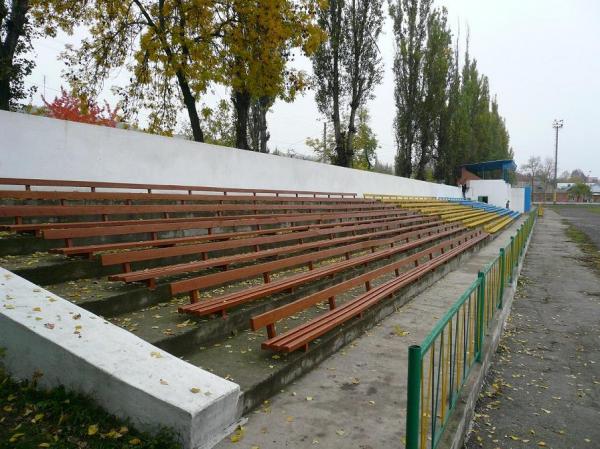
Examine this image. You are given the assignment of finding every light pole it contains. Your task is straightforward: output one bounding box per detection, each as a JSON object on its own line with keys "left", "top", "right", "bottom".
{"left": 552, "top": 119, "right": 564, "bottom": 204}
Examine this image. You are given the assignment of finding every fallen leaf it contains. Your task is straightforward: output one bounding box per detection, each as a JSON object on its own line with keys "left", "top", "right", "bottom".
{"left": 129, "top": 437, "right": 141, "bottom": 445}
{"left": 44, "top": 323, "right": 55, "bottom": 329}
{"left": 88, "top": 424, "right": 99, "bottom": 436}
{"left": 159, "top": 379, "right": 169, "bottom": 385}
{"left": 150, "top": 351, "right": 163, "bottom": 358}
{"left": 393, "top": 325, "right": 410, "bottom": 337}
{"left": 336, "top": 429, "right": 345, "bottom": 436}
{"left": 230, "top": 426, "right": 245, "bottom": 443}
{"left": 9, "top": 433, "right": 24, "bottom": 443}
{"left": 190, "top": 387, "right": 201, "bottom": 394}
{"left": 306, "top": 396, "right": 313, "bottom": 401}
{"left": 538, "top": 442, "right": 547, "bottom": 447}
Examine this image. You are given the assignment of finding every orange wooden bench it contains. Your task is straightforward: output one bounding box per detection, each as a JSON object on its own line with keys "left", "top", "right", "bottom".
{"left": 51, "top": 214, "right": 412, "bottom": 257}
{"left": 40, "top": 209, "right": 410, "bottom": 247}
{"left": 250, "top": 229, "right": 486, "bottom": 339}
{"left": 0, "top": 177, "right": 357, "bottom": 198}
{"left": 108, "top": 219, "right": 444, "bottom": 288}
{"left": 176, "top": 223, "right": 464, "bottom": 316}
{"left": 260, "top": 229, "right": 487, "bottom": 352}
{"left": 101, "top": 214, "right": 436, "bottom": 270}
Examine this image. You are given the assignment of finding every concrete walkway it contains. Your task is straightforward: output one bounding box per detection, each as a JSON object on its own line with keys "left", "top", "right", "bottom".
{"left": 465, "top": 209, "right": 600, "bottom": 449}
{"left": 215, "top": 219, "right": 525, "bottom": 449}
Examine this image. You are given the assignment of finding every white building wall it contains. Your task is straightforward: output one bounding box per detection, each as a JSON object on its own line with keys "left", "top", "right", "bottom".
{"left": 467, "top": 179, "right": 526, "bottom": 213}
{"left": 0, "top": 111, "right": 460, "bottom": 198}
{"left": 510, "top": 187, "right": 526, "bottom": 213}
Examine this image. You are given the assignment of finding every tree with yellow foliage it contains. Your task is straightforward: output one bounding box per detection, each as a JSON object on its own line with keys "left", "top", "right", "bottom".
{"left": 217, "top": 0, "right": 324, "bottom": 150}
{"left": 64, "top": 0, "right": 218, "bottom": 141}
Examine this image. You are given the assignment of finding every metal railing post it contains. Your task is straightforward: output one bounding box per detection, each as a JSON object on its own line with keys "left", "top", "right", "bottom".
{"left": 476, "top": 271, "right": 485, "bottom": 362}
{"left": 499, "top": 248, "right": 505, "bottom": 309}
{"left": 406, "top": 345, "right": 422, "bottom": 449}
{"left": 509, "top": 236, "right": 515, "bottom": 283}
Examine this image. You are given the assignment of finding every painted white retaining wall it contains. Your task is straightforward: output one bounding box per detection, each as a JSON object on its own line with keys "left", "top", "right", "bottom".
{"left": 0, "top": 268, "right": 240, "bottom": 449}
{"left": 0, "top": 110, "right": 461, "bottom": 198}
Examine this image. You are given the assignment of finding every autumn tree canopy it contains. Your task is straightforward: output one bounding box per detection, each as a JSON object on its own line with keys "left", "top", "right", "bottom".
{"left": 217, "top": 0, "right": 324, "bottom": 150}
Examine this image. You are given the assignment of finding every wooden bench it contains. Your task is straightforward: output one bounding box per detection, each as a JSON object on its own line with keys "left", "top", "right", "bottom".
{"left": 101, "top": 214, "right": 436, "bottom": 270}
{"left": 0, "top": 201, "right": 393, "bottom": 224}
{"left": 51, "top": 214, "right": 412, "bottom": 257}
{"left": 260, "top": 229, "right": 488, "bottom": 352}
{"left": 0, "top": 190, "right": 372, "bottom": 204}
{"left": 177, "top": 223, "right": 464, "bottom": 316}
{"left": 41, "top": 209, "right": 410, "bottom": 247}
{"left": 108, "top": 219, "right": 444, "bottom": 288}
{"left": 0, "top": 177, "right": 357, "bottom": 198}
{"left": 250, "top": 229, "right": 484, "bottom": 339}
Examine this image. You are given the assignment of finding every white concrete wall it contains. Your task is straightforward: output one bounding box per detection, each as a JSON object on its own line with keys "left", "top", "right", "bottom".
{"left": 467, "top": 180, "right": 510, "bottom": 209}
{"left": 0, "top": 268, "right": 240, "bottom": 449}
{"left": 0, "top": 110, "right": 461, "bottom": 198}
{"left": 510, "top": 187, "right": 525, "bottom": 213}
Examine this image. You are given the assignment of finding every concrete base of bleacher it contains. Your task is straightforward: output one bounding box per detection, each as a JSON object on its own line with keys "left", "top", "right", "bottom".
{"left": 212, "top": 215, "right": 530, "bottom": 449}
{"left": 0, "top": 268, "right": 241, "bottom": 449}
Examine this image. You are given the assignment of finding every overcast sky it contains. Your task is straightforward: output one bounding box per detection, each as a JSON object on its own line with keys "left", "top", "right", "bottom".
{"left": 26, "top": 0, "right": 600, "bottom": 178}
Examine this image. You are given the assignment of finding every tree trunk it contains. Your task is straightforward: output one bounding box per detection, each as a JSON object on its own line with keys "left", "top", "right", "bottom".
{"left": 175, "top": 70, "right": 204, "bottom": 142}
{"left": 258, "top": 96, "right": 270, "bottom": 153}
{"left": 0, "top": 78, "right": 10, "bottom": 110}
{"left": 0, "top": 0, "right": 29, "bottom": 110}
{"left": 233, "top": 90, "right": 251, "bottom": 150}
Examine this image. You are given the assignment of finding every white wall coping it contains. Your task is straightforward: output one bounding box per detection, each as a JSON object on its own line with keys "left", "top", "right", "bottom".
{"left": 0, "top": 268, "right": 240, "bottom": 449}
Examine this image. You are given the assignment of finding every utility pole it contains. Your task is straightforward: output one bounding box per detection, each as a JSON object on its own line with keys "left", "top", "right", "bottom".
{"left": 552, "top": 119, "right": 564, "bottom": 204}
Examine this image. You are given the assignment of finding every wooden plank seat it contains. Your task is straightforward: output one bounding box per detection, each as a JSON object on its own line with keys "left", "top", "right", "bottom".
{"left": 41, "top": 209, "right": 411, "bottom": 246}
{"left": 484, "top": 216, "right": 514, "bottom": 233}
{"left": 2, "top": 211, "right": 309, "bottom": 234}
{"left": 260, "top": 229, "right": 488, "bottom": 352}
{"left": 444, "top": 209, "right": 490, "bottom": 222}
{"left": 463, "top": 212, "right": 503, "bottom": 228}
{"left": 101, "top": 214, "right": 438, "bottom": 270}
{"left": 0, "top": 190, "right": 374, "bottom": 204}
{"left": 251, "top": 229, "right": 486, "bottom": 340}
{"left": 51, "top": 215, "right": 414, "bottom": 257}
{"left": 176, "top": 223, "right": 465, "bottom": 316}
{"left": 0, "top": 201, "right": 395, "bottom": 224}
{"left": 0, "top": 177, "right": 357, "bottom": 198}
{"left": 109, "top": 220, "right": 445, "bottom": 288}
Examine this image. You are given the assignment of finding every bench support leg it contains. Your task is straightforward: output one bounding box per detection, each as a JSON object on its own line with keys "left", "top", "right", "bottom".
{"left": 190, "top": 290, "right": 200, "bottom": 303}
{"left": 146, "top": 278, "right": 156, "bottom": 290}
{"left": 266, "top": 323, "right": 276, "bottom": 339}
{"left": 328, "top": 297, "right": 336, "bottom": 310}
{"left": 263, "top": 272, "right": 271, "bottom": 283}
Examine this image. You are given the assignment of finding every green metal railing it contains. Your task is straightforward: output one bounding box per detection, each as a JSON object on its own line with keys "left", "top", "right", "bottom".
{"left": 405, "top": 210, "right": 537, "bottom": 449}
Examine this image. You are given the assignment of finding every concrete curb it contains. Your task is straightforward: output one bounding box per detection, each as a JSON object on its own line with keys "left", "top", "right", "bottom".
{"left": 0, "top": 267, "right": 240, "bottom": 449}
{"left": 438, "top": 223, "right": 535, "bottom": 449}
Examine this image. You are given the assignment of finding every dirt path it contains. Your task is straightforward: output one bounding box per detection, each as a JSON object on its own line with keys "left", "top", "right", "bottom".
{"left": 464, "top": 209, "right": 600, "bottom": 449}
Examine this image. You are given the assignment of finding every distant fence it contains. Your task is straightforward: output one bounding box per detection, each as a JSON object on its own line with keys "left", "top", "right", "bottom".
{"left": 405, "top": 211, "right": 536, "bottom": 449}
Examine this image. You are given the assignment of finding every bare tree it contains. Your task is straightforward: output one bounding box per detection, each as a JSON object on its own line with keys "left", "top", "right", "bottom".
{"left": 522, "top": 155, "right": 541, "bottom": 191}
{"left": 539, "top": 157, "right": 554, "bottom": 195}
